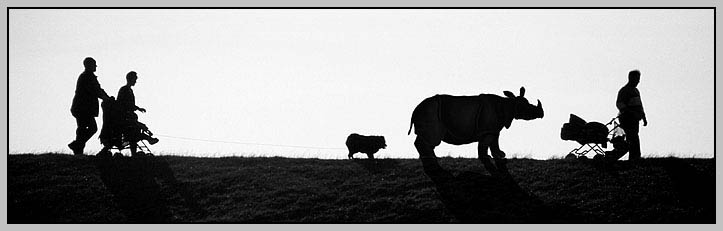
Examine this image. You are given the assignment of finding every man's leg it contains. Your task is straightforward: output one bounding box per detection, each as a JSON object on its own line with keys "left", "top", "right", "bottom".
{"left": 71, "top": 116, "right": 97, "bottom": 155}
{"left": 129, "top": 142, "right": 139, "bottom": 156}
{"left": 136, "top": 121, "right": 159, "bottom": 144}
{"left": 627, "top": 131, "right": 641, "bottom": 160}
{"left": 123, "top": 124, "right": 141, "bottom": 156}
{"left": 620, "top": 116, "right": 641, "bottom": 160}
{"left": 124, "top": 119, "right": 157, "bottom": 147}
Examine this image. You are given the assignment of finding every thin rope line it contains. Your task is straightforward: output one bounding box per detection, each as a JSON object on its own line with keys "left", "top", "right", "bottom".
{"left": 155, "top": 134, "right": 346, "bottom": 150}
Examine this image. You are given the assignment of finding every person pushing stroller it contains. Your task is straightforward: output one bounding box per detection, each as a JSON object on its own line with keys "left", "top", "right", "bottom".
{"left": 116, "top": 71, "right": 159, "bottom": 156}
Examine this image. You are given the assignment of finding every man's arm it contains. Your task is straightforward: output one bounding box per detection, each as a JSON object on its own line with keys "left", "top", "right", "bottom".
{"left": 616, "top": 89, "right": 627, "bottom": 112}
{"left": 90, "top": 76, "right": 110, "bottom": 101}
{"left": 632, "top": 88, "right": 647, "bottom": 126}
{"left": 117, "top": 87, "right": 142, "bottom": 111}
{"left": 642, "top": 115, "right": 648, "bottom": 126}
{"left": 640, "top": 94, "right": 647, "bottom": 126}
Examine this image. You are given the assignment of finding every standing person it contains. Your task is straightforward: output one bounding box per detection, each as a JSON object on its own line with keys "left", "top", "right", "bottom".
{"left": 69, "top": 57, "right": 110, "bottom": 155}
{"left": 117, "top": 71, "right": 159, "bottom": 156}
{"left": 616, "top": 70, "right": 648, "bottom": 160}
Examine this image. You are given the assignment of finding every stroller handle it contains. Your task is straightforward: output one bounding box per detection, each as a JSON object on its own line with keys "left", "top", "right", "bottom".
{"left": 605, "top": 116, "right": 620, "bottom": 126}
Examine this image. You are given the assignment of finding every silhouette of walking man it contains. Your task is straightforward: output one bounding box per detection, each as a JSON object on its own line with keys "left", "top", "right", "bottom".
{"left": 616, "top": 70, "right": 648, "bottom": 160}
{"left": 69, "top": 57, "right": 110, "bottom": 155}
{"left": 118, "top": 71, "right": 159, "bottom": 156}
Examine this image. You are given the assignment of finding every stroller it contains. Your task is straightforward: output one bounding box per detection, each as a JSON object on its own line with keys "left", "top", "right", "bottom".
{"left": 560, "top": 114, "right": 629, "bottom": 160}
{"left": 98, "top": 97, "right": 158, "bottom": 157}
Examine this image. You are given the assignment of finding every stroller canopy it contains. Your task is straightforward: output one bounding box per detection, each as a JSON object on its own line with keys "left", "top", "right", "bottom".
{"left": 561, "top": 114, "right": 608, "bottom": 145}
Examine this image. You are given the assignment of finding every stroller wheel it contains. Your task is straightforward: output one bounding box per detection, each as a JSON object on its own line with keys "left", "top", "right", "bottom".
{"left": 565, "top": 154, "right": 577, "bottom": 160}
{"left": 578, "top": 155, "right": 589, "bottom": 161}
{"left": 113, "top": 152, "right": 124, "bottom": 158}
{"left": 133, "top": 151, "right": 145, "bottom": 157}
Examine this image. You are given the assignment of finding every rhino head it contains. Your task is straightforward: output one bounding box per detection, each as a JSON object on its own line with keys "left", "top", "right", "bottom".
{"left": 503, "top": 87, "right": 544, "bottom": 120}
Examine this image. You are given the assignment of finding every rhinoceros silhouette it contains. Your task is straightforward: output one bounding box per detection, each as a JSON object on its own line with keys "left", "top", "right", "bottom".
{"left": 408, "top": 87, "right": 544, "bottom": 176}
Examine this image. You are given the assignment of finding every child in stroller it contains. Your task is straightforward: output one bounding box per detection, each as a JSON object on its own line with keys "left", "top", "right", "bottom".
{"left": 98, "top": 97, "right": 159, "bottom": 157}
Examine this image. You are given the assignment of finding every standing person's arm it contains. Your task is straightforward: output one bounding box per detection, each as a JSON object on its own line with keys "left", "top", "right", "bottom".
{"left": 91, "top": 76, "right": 110, "bottom": 101}
{"left": 632, "top": 88, "right": 647, "bottom": 126}
{"left": 616, "top": 89, "right": 627, "bottom": 114}
{"left": 640, "top": 96, "right": 648, "bottom": 126}
{"left": 642, "top": 114, "right": 648, "bottom": 126}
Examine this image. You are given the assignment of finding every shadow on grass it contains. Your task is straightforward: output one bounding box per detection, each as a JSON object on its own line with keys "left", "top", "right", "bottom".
{"left": 95, "top": 156, "right": 206, "bottom": 223}
{"left": 352, "top": 158, "right": 400, "bottom": 174}
{"left": 660, "top": 158, "right": 715, "bottom": 223}
{"left": 425, "top": 168, "right": 585, "bottom": 223}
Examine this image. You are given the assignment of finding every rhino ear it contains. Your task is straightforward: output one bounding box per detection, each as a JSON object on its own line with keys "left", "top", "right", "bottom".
{"left": 503, "top": 91, "right": 515, "bottom": 98}
{"left": 520, "top": 87, "right": 526, "bottom": 97}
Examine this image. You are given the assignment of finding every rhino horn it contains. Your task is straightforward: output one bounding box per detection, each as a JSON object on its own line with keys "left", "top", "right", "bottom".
{"left": 537, "top": 99, "right": 544, "bottom": 118}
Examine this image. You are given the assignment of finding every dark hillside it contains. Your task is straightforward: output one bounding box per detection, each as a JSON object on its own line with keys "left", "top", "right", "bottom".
{"left": 8, "top": 154, "right": 715, "bottom": 223}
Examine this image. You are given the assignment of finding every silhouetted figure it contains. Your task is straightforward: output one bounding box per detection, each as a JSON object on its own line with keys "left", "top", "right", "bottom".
{"left": 345, "top": 133, "right": 386, "bottom": 159}
{"left": 117, "top": 71, "right": 159, "bottom": 156}
{"left": 616, "top": 70, "right": 648, "bottom": 160}
{"left": 69, "top": 57, "right": 110, "bottom": 155}
{"left": 408, "top": 87, "right": 544, "bottom": 176}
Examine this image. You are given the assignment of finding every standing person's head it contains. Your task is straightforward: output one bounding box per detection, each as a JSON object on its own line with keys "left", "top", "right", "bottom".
{"left": 628, "top": 70, "right": 641, "bottom": 87}
{"left": 126, "top": 71, "right": 138, "bottom": 86}
{"left": 83, "top": 57, "right": 97, "bottom": 73}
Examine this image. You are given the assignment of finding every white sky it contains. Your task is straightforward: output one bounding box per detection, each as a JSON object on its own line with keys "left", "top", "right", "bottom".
{"left": 8, "top": 9, "right": 714, "bottom": 159}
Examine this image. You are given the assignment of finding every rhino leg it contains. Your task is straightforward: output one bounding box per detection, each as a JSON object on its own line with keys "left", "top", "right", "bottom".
{"left": 489, "top": 135, "right": 506, "bottom": 159}
{"left": 478, "top": 136, "right": 499, "bottom": 175}
{"left": 489, "top": 134, "right": 509, "bottom": 175}
{"left": 415, "top": 136, "right": 447, "bottom": 176}
{"left": 366, "top": 153, "right": 375, "bottom": 159}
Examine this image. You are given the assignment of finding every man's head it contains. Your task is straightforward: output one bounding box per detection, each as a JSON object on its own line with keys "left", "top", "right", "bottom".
{"left": 628, "top": 70, "right": 641, "bottom": 87}
{"left": 83, "top": 57, "right": 97, "bottom": 72}
{"left": 126, "top": 71, "right": 138, "bottom": 86}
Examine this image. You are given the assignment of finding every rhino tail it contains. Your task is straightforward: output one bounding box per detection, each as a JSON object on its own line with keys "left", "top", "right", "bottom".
{"left": 409, "top": 102, "right": 420, "bottom": 135}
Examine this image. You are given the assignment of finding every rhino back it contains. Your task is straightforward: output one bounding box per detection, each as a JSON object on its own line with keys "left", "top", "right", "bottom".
{"left": 439, "top": 95, "right": 507, "bottom": 138}
{"left": 440, "top": 96, "right": 480, "bottom": 136}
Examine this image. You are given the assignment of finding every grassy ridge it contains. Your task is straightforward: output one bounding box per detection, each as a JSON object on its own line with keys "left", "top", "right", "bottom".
{"left": 8, "top": 154, "right": 715, "bottom": 223}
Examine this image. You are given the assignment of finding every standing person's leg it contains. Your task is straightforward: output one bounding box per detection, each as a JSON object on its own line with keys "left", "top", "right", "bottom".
{"left": 69, "top": 118, "right": 82, "bottom": 155}
{"left": 79, "top": 116, "right": 98, "bottom": 144}
{"left": 129, "top": 142, "right": 138, "bottom": 156}
{"left": 620, "top": 116, "right": 641, "bottom": 160}
{"left": 627, "top": 130, "right": 640, "bottom": 160}
{"left": 70, "top": 116, "right": 97, "bottom": 155}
